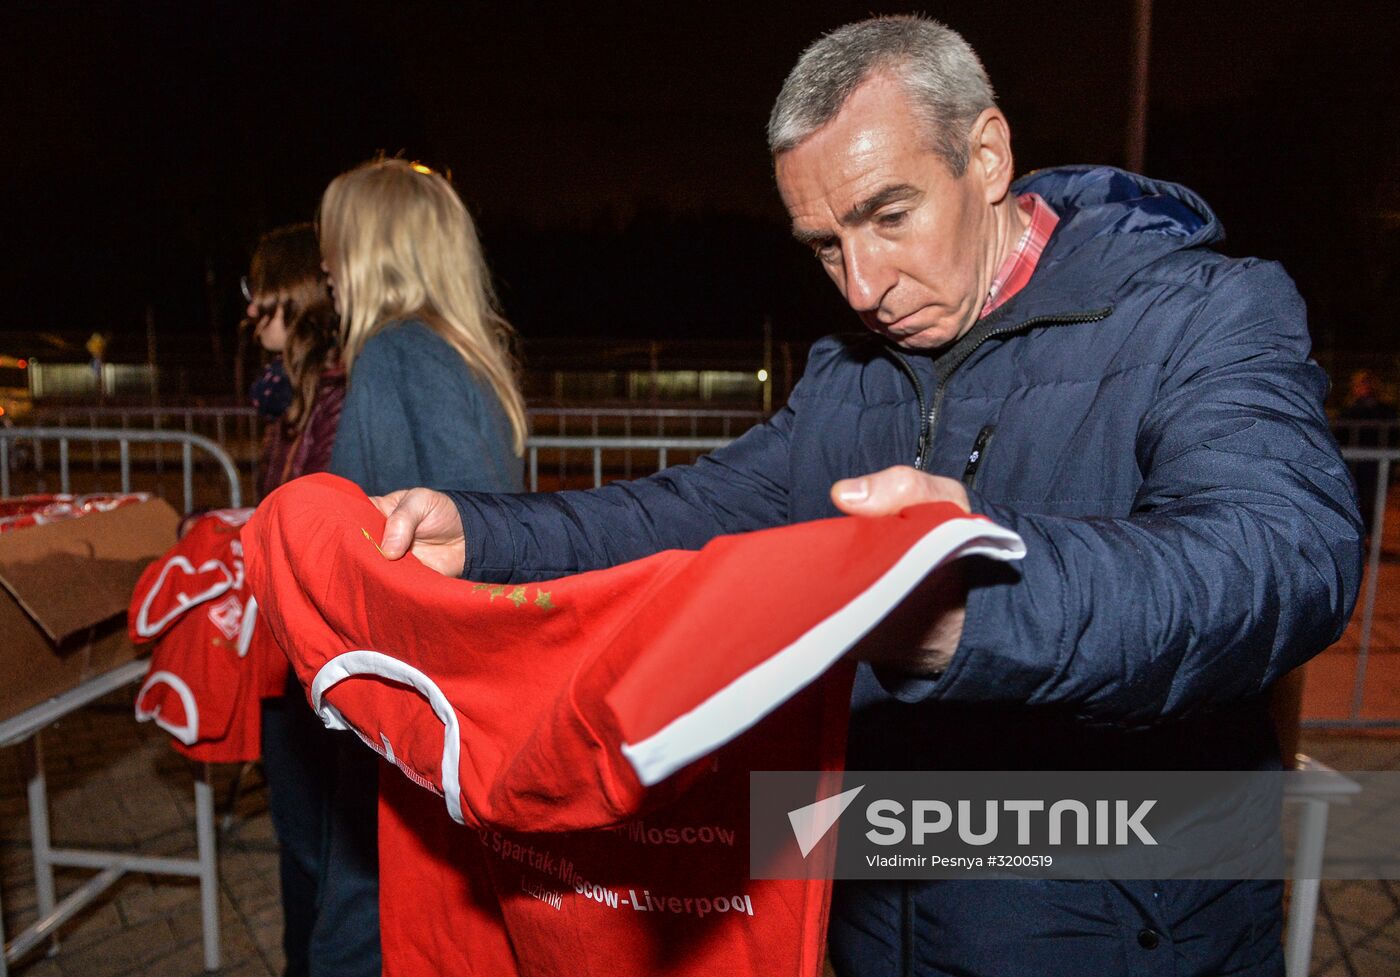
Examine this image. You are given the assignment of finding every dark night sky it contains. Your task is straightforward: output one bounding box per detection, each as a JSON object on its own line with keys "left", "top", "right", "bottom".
{"left": 3, "top": 1, "right": 1399, "bottom": 362}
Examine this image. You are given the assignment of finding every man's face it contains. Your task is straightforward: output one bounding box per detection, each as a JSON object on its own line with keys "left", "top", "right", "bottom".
{"left": 776, "top": 74, "right": 1001, "bottom": 351}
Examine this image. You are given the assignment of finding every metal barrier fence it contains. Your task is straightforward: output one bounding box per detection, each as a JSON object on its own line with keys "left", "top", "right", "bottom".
{"left": 28, "top": 407, "right": 265, "bottom": 496}
{"left": 527, "top": 407, "right": 769, "bottom": 440}
{"left": 30, "top": 405, "right": 260, "bottom": 447}
{"left": 526, "top": 436, "right": 732, "bottom": 491}
{"left": 26, "top": 406, "right": 769, "bottom": 494}
{"left": 0, "top": 427, "right": 243, "bottom": 514}
{"left": 29, "top": 405, "right": 769, "bottom": 438}
{"left": 2, "top": 423, "right": 719, "bottom": 506}
{"left": 1310, "top": 446, "right": 1397, "bottom": 729}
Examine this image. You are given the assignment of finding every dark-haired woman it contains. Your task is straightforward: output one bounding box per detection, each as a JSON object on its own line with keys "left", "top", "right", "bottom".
{"left": 243, "top": 222, "right": 345, "bottom": 977}
{"left": 243, "top": 223, "right": 345, "bottom": 500}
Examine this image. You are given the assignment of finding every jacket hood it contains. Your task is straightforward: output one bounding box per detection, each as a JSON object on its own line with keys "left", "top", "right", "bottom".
{"left": 1004, "top": 166, "right": 1224, "bottom": 313}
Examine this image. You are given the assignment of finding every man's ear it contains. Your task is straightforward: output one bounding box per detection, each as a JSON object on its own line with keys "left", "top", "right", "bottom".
{"left": 967, "top": 108, "right": 1015, "bottom": 204}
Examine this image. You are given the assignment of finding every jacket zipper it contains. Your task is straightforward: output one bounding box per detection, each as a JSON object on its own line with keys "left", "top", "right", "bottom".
{"left": 962, "top": 424, "right": 997, "bottom": 488}
{"left": 892, "top": 307, "right": 1113, "bottom": 472}
{"left": 888, "top": 355, "right": 931, "bottom": 468}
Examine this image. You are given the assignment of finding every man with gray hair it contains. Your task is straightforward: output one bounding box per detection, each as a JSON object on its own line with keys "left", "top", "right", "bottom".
{"left": 769, "top": 16, "right": 994, "bottom": 175}
{"left": 373, "top": 14, "right": 1360, "bottom": 977}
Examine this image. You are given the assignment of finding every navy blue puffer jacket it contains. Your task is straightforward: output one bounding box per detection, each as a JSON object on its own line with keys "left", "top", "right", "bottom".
{"left": 450, "top": 167, "right": 1363, "bottom": 977}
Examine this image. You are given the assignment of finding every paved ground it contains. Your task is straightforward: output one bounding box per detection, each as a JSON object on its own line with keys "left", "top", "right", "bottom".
{"left": 0, "top": 693, "right": 1394, "bottom": 977}
{"left": 0, "top": 698, "right": 282, "bottom": 977}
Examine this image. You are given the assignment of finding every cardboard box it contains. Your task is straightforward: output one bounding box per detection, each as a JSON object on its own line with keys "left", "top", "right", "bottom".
{"left": 0, "top": 498, "right": 180, "bottom": 722}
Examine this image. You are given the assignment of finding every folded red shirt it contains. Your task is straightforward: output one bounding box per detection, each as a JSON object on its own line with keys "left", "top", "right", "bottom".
{"left": 129, "top": 508, "right": 288, "bottom": 762}
{"left": 0, "top": 492, "right": 149, "bottom": 533}
{"left": 244, "top": 473, "right": 1024, "bottom": 976}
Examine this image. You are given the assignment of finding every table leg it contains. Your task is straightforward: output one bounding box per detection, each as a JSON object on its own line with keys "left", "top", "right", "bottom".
{"left": 1285, "top": 797, "right": 1329, "bottom": 977}
{"left": 195, "top": 765, "right": 221, "bottom": 972}
{"left": 24, "top": 734, "right": 57, "bottom": 955}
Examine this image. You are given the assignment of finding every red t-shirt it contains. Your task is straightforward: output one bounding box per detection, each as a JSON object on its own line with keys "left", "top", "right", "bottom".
{"left": 129, "top": 508, "right": 287, "bottom": 762}
{"left": 244, "top": 473, "right": 1024, "bottom": 976}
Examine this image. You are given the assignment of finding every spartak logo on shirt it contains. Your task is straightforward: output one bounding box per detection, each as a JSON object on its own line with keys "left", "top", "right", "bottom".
{"left": 206, "top": 594, "right": 245, "bottom": 642}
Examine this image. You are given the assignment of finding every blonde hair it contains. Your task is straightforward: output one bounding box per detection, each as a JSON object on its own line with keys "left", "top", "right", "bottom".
{"left": 319, "top": 157, "right": 527, "bottom": 454}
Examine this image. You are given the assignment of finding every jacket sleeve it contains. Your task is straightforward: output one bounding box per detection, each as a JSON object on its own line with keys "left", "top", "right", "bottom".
{"left": 931, "top": 261, "right": 1363, "bottom": 723}
{"left": 447, "top": 404, "right": 796, "bottom": 583}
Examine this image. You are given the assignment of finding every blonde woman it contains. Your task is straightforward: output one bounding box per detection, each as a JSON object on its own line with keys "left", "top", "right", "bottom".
{"left": 303, "top": 158, "right": 525, "bottom": 977}
{"left": 322, "top": 157, "right": 526, "bottom": 497}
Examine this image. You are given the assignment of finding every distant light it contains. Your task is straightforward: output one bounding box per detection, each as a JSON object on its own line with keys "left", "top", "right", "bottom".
{"left": 0, "top": 406, "right": 6, "bottom": 417}
{"left": 410, "top": 163, "right": 433, "bottom": 175}
{"left": 757, "top": 369, "right": 769, "bottom": 383}
{"left": 16, "top": 359, "right": 27, "bottom": 369}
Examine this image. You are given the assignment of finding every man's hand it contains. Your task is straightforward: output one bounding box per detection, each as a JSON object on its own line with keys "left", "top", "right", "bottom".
{"left": 831, "top": 465, "right": 970, "bottom": 516}
{"left": 831, "top": 466, "right": 971, "bottom": 676}
{"left": 370, "top": 488, "right": 467, "bottom": 577}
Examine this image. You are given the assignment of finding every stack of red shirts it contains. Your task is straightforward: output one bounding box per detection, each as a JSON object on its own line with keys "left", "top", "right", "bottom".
{"left": 0, "top": 492, "right": 149, "bottom": 534}
{"left": 129, "top": 509, "right": 288, "bottom": 762}
{"left": 244, "top": 474, "right": 1024, "bottom": 977}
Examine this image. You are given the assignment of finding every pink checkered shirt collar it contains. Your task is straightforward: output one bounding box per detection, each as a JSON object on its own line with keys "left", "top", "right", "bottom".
{"left": 980, "top": 192, "right": 1059, "bottom": 319}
